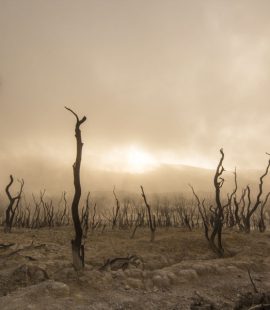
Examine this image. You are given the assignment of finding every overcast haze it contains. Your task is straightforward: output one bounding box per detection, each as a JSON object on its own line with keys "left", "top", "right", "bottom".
{"left": 1, "top": 0, "right": 270, "bottom": 193}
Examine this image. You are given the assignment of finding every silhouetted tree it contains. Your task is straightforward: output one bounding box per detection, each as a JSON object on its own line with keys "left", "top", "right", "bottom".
{"left": 81, "top": 192, "right": 90, "bottom": 239}
{"left": 112, "top": 186, "right": 120, "bottom": 229}
{"left": 4, "top": 175, "right": 24, "bottom": 233}
{"left": 140, "top": 185, "right": 156, "bottom": 242}
{"left": 65, "top": 106, "right": 87, "bottom": 270}
{"left": 210, "top": 148, "right": 226, "bottom": 256}
{"left": 238, "top": 156, "right": 270, "bottom": 233}
{"left": 190, "top": 149, "right": 226, "bottom": 257}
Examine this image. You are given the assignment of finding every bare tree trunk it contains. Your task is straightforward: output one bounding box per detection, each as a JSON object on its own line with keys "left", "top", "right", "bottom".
{"left": 258, "top": 192, "right": 270, "bottom": 232}
{"left": 189, "top": 185, "right": 209, "bottom": 241}
{"left": 130, "top": 212, "right": 142, "bottom": 239}
{"left": 4, "top": 175, "right": 24, "bottom": 233}
{"left": 112, "top": 187, "right": 120, "bottom": 229}
{"left": 190, "top": 149, "right": 226, "bottom": 257}
{"left": 209, "top": 148, "right": 225, "bottom": 256}
{"left": 140, "top": 186, "right": 156, "bottom": 242}
{"left": 243, "top": 157, "right": 270, "bottom": 233}
{"left": 65, "top": 106, "right": 87, "bottom": 270}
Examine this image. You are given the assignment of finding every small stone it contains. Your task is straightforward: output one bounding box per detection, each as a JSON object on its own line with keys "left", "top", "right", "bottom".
{"left": 45, "top": 280, "right": 70, "bottom": 297}
{"left": 127, "top": 278, "right": 144, "bottom": 289}
{"left": 152, "top": 274, "right": 170, "bottom": 289}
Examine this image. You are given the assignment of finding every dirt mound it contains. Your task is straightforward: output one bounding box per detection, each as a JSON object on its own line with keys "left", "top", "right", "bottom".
{"left": 0, "top": 227, "right": 269, "bottom": 309}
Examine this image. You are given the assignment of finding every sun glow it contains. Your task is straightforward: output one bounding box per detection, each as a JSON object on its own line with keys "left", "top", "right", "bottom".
{"left": 89, "top": 145, "right": 217, "bottom": 174}
{"left": 126, "top": 146, "right": 158, "bottom": 173}
{"left": 97, "top": 145, "right": 158, "bottom": 174}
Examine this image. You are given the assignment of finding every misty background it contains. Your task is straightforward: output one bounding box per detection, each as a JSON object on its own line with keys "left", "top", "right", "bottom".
{"left": 1, "top": 0, "right": 270, "bottom": 196}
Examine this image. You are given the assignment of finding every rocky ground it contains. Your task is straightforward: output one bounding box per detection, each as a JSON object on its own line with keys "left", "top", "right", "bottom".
{"left": 0, "top": 227, "right": 269, "bottom": 309}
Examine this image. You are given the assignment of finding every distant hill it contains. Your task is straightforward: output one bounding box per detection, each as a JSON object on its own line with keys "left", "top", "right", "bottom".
{"left": 0, "top": 155, "right": 268, "bottom": 197}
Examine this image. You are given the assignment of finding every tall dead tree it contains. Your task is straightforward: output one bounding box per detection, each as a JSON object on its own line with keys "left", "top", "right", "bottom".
{"left": 59, "top": 191, "right": 68, "bottom": 225}
{"left": 241, "top": 156, "right": 270, "bottom": 233}
{"left": 258, "top": 191, "right": 270, "bottom": 232}
{"left": 234, "top": 186, "right": 248, "bottom": 231}
{"left": 189, "top": 185, "right": 209, "bottom": 241}
{"left": 4, "top": 175, "right": 24, "bottom": 233}
{"left": 140, "top": 185, "right": 156, "bottom": 242}
{"left": 210, "top": 148, "right": 225, "bottom": 256}
{"left": 190, "top": 149, "right": 226, "bottom": 257}
{"left": 225, "top": 168, "right": 238, "bottom": 228}
{"left": 65, "top": 106, "right": 87, "bottom": 270}
{"left": 112, "top": 186, "right": 120, "bottom": 229}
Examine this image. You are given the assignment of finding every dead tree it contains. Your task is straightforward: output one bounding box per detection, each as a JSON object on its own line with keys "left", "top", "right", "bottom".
{"left": 23, "top": 203, "right": 31, "bottom": 228}
{"left": 31, "top": 193, "right": 42, "bottom": 229}
{"left": 234, "top": 187, "right": 248, "bottom": 231}
{"left": 91, "top": 202, "right": 99, "bottom": 231}
{"left": 190, "top": 149, "right": 226, "bottom": 257}
{"left": 81, "top": 192, "right": 90, "bottom": 239}
{"left": 45, "top": 200, "right": 54, "bottom": 227}
{"left": 112, "top": 187, "right": 120, "bottom": 229}
{"left": 140, "top": 185, "right": 156, "bottom": 242}
{"left": 209, "top": 148, "right": 226, "bottom": 256}
{"left": 4, "top": 175, "right": 24, "bottom": 233}
{"left": 130, "top": 212, "right": 143, "bottom": 239}
{"left": 189, "top": 185, "right": 209, "bottom": 241}
{"left": 60, "top": 191, "right": 68, "bottom": 225}
{"left": 39, "top": 190, "right": 47, "bottom": 226}
{"left": 226, "top": 168, "right": 238, "bottom": 228}
{"left": 63, "top": 191, "right": 71, "bottom": 225}
{"left": 241, "top": 156, "right": 270, "bottom": 233}
{"left": 65, "top": 106, "right": 87, "bottom": 270}
{"left": 257, "top": 191, "right": 270, "bottom": 232}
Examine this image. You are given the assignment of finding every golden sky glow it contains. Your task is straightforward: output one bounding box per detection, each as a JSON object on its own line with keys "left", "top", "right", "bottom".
{"left": 90, "top": 145, "right": 214, "bottom": 173}
{"left": 97, "top": 145, "right": 158, "bottom": 173}
{"left": 1, "top": 0, "right": 270, "bottom": 191}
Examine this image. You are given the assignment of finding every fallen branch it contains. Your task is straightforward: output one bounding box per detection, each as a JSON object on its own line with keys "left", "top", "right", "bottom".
{"left": 99, "top": 255, "right": 143, "bottom": 271}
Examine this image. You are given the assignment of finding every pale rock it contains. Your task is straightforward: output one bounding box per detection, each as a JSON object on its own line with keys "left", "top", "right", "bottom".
{"left": 152, "top": 274, "right": 170, "bottom": 289}
{"left": 126, "top": 278, "right": 144, "bottom": 289}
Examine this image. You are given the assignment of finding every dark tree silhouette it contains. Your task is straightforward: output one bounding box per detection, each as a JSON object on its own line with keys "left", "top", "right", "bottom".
{"left": 140, "top": 185, "right": 156, "bottom": 242}
{"left": 65, "top": 106, "right": 87, "bottom": 270}
{"left": 211, "top": 148, "right": 225, "bottom": 256}
{"left": 112, "top": 186, "right": 120, "bottom": 229}
{"left": 238, "top": 156, "right": 270, "bottom": 233}
{"left": 4, "top": 175, "right": 24, "bottom": 233}
{"left": 190, "top": 149, "right": 226, "bottom": 257}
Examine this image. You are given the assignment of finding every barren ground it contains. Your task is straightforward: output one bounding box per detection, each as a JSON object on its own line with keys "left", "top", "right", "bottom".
{"left": 0, "top": 227, "right": 269, "bottom": 309}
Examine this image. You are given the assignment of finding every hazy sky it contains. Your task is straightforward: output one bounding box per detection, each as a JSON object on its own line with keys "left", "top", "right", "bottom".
{"left": 1, "top": 0, "right": 270, "bottom": 190}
